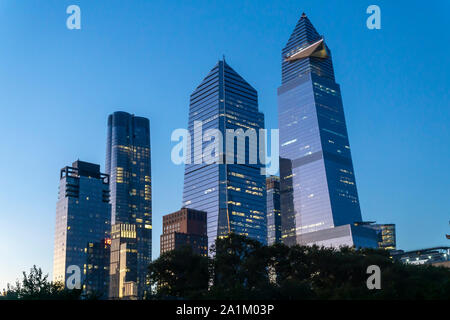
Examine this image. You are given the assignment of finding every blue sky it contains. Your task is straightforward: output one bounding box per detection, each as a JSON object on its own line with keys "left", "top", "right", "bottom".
{"left": 0, "top": 0, "right": 449, "bottom": 289}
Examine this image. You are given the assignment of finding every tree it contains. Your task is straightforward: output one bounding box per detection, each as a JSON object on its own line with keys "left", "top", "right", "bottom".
{"left": 209, "top": 233, "right": 277, "bottom": 299}
{"left": 2, "top": 265, "right": 81, "bottom": 300}
{"left": 145, "top": 234, "right": 450, "bottom": 300}
{"left": 265, "top": 243, "right": 315, "bottom": 299}
{"left": 147, "top": 246, "right": 210, "bottom": 299}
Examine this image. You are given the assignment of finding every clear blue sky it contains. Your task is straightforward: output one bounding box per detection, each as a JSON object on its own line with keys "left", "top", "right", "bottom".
{"left": 0, "top": 0, "right": 449, "bottom": 289}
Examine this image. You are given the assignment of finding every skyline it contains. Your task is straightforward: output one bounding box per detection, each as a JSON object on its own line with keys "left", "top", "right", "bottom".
{"left": 0, "top": 0, "right": 449, "bottom": 290}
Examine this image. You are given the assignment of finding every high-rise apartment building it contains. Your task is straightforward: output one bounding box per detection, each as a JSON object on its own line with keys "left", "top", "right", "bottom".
{"left": 106, "top": 111, "right": 152, "bottom": 299}
{"left": 266, "top": 176, "right": 281, "bottom": 245}
{"left": 278, "top": 13, "right": 377, "bottom": 248}
{"left": 182, "top": 59, "right": 266, "bottom": 247}
{"left": 53, "top": 160, "right": 111, "bottom": 297}
{"left": 160, "top": 208, "right": 208, "bottom": 256}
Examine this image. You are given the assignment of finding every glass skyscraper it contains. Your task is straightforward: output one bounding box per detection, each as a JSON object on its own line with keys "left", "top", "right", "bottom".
{"left": 106, "top": 111, "right": 152, "bottom": 299}
{"left": 182, "top": 59, "right": 267, "bottom": 247}
{"left": 266, "top": 176, "right": 281, "bottom": 245}
{"left": 278, "top": 13, "right": 377, "bottom": 248}
{"left": 53, "top": 160, "right": 111, "bottom": 297}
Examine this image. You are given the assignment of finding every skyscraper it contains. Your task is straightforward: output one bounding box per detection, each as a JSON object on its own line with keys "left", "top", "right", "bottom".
{"left": 182, "top": 59, "right": 266, "bottom": 247}
{"left": 266, "top": 176, "right": 281, "bottom": 245}
{"left": 278, "top": 13, "right": 377, "bottom": 248}
{"left": 106, "top": 111, "right": 152, "bottom": 299}
{"left": 53, "top": 160, "right": 111, "bottom": 297}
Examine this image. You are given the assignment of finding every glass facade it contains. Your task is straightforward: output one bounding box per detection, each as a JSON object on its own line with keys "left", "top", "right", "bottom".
{"left": 106, "top": 111, "right": 152, "bottom": 299}
{"left": 279, "top": 14, "right": 366, "bottom": 247}
{"left": 377, "top": 224, "right": 396, "bottom": 250}
{"left": 354, "top": 222, "right": 396, "bottom": 250}
{"left": 85, "top": 238, "right": 111, "bottom": 297}
{"left": 295, "top": 224, "right": 378, "bottom": 249}
{"left": 53, "top": 160, "right": 111, "bottom": 298}
{"left": 182, "top": 60, "right": 267, "bottom": 247}
{"left": 266, "top": 176, "right": 281, "bottom": 245}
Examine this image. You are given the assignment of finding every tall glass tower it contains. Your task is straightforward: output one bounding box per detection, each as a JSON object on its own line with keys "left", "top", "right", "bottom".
{"left": 53, "top": 160, "right": 111, "bottom": 297}
{"left": 106, "top": 111, "right": 152, "bottom": 299}
{"left": 182, "top": 59, "right": 267, "bottom": 247}
{"left": 266, "top": 176, "right": 281, "bottom": 245}
{"left": 278, "top": 14, "right": 377, "bottom": 248}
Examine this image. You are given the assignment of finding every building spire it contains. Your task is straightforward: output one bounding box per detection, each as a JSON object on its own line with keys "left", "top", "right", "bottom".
{"left": 281, "top": 12, "right": 335, "bottom": 83}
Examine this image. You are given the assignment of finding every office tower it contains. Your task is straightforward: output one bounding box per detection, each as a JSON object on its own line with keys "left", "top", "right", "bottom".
{"left": 278, "top": 13, "right": 377, "bottom": 248}
{"left": 53, "top": 160, "right": 111, "bottom": 297}
{"left": 354, "top": 222, "right": 396, "bottom": 250}
{"left": 160, "top": 208, "right": 208, "bottom": 256}
{"left": 106, "top": 111, "right": 152, "bottom": 299}
{"left": 266, "top": 176, "right": 281, "bottom": 245}
{"left": 182, "top": 59, "right": 266, "bottom": 248}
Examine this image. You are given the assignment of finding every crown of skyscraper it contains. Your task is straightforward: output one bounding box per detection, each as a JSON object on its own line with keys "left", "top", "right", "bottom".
{"left": 281, "top": 13, "right": 335, "bottom": 83}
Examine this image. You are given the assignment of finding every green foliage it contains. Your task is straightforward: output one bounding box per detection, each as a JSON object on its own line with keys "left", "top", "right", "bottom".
{"left": 1, "top": 265, "right": 81, "bottom": 300}
{"left": 147, "top": 234, "right": 450, "bottom": 300}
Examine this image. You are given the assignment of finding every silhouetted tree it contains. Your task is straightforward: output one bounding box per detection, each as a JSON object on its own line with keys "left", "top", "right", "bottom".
{"left": 2, "top": 265, "right": 81, "bottom": 300}
{"left": 208, "top": 233, "right": 270, "bottom": 299}
{"left": 145, "top": 234, "right": 450, "bottom": 300}
{"left": 147, "top": 245, "right": 210, "bottom": 299}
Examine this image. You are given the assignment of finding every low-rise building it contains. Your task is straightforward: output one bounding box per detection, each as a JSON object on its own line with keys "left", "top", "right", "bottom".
{"left": 160, "top": 208, "right": 207, "bottom": 256}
